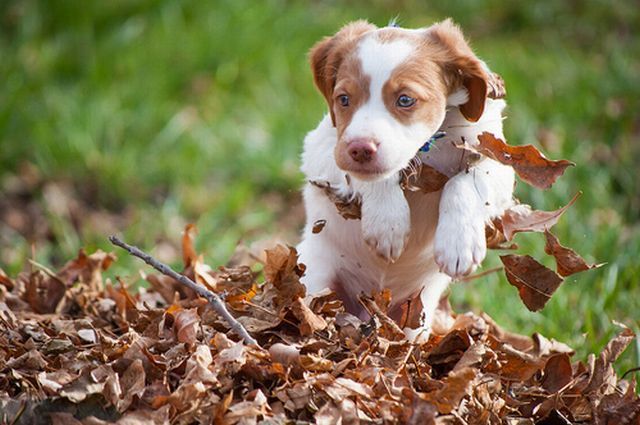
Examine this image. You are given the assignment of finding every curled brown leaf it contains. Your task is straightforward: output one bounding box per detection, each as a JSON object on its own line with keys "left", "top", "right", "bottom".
{"left": 501, "top": 192, "right": 581, "bottom": 241}
{"left": 476, "top": 132, "right": 574, "bottom": 189}
{"left": 400, "top": 160, "right": 450, "bottom": 194}
{"left": 544, "top": 230, "right": 603, "bottom": 277}
{"left": 264, "top": 245, "right": 306, "bottom": 304}
{"left": 500, "top": 254, "right": 564, "bottom": 312}
{"left": 309, "top": 180, "right": 362, "bottom": 220}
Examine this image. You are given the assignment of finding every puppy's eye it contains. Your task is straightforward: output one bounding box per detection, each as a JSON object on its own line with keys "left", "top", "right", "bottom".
{"left": 396, "top": 94, "right": 416, "bottom": 108}
{"left": 338, "top": 95, "right": 350, "bottom": 107}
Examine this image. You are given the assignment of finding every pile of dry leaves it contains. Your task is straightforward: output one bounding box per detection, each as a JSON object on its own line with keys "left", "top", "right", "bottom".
{"left": 0, "top": 228, "right": 637, "bottom": 424}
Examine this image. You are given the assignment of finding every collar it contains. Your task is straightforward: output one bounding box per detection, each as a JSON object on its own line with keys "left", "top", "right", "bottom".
{"left": 419, "top": 131, "right": 446, "bottom": 153}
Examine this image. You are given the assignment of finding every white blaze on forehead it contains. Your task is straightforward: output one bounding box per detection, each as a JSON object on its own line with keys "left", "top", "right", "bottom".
{"left": 357, "top": 35, "right": 416, "bottom": 102}
{"left": 343, "top": 33, "right": 433, "bottom": 177}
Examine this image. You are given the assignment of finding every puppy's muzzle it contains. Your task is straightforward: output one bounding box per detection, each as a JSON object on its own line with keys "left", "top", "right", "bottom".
{"left": 348, "top": 138, "right": 378, "bottom": 164}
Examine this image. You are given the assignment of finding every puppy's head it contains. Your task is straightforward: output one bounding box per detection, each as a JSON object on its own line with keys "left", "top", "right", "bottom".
{"left": 310, "top": 19, "right": 490, "bottom": 181}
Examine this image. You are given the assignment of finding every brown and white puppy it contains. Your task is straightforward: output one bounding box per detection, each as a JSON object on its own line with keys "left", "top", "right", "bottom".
{"left": 297, "top": 20, "right": 515, "bottom": 339}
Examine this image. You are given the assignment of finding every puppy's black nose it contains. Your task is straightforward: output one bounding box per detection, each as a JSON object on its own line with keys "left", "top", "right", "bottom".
{"left": 348, "top": 139, "right": 378, "bottom": 163}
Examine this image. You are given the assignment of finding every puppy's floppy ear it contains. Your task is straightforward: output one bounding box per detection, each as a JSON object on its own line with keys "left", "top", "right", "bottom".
{"left": 309, "top": 20, "right": 376, "bottom": 125}
{"left": 426, "top": 19, "right": 490, "bottom": 122}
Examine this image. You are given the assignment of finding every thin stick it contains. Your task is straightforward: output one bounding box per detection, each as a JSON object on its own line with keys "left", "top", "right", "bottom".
{"left": 459, "top": 266, "right": 504, "bottom": 283}
{"left": 358, "top": 293, "right": 405, "bottom": 339}
{"left": 621, "top": 366, "right": 640, "bottom": 380}
{"left": 109, "top": 235, "right": 258, "bottom": 346}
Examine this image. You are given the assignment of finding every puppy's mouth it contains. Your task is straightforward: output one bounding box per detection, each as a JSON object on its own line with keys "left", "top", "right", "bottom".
{"left": 343, "top": 166, "right": 392, "bottom": 182}
{"left": 336, "top": 154, "right": 413, "bottom": 182}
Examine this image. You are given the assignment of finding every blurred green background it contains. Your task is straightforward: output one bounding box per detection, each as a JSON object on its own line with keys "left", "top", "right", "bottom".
{"left": 1, "top": 0, "right": 638, "bottom": 371}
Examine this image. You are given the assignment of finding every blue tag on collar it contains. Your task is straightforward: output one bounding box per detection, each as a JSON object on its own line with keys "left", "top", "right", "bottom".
{"left": 419, "top": 131, "right": 446, "bottom": 153}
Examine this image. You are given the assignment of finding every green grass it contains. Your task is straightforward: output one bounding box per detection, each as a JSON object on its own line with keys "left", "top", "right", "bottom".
{"left": 1, "top": 0, "right": 639, "bottom": 372}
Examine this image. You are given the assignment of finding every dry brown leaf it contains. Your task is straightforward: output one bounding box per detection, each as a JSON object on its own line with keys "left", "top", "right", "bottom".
{"left": 0, "top": 268, "right": 14, "bottom": 290}
{"left": 401, "top": 161, "right": 450, "bottom": 194}
{"left": 290, "top": 297, "right": 327, "bottom": 336}
{"left": 309, "top": 180, "right": 362, "bottom": 220}
{"left": 544, "top": 230, "right": 603, "bottom": 277}
{"left": 225, "top": 282, "right": 258, "bottom": 310}
{"left": 400, "top": 294, "right": 424, "bottom": 329}
{"left": 37, "top": 370, "right": 77, "bottom": 396}
{"left": 57, "top": 249, "right": 116, "bottom": 290}
{"left": 398, "top": 290, "right": 425, "bottom": 330}
{"left": 358, "top": 292, "right": 405, "bottom": 341}
{"left": 300, "top": 354, "right": 334, "bottom": 372}
{"left": 501, "top": 192, "right": 580, "bottom": 241}
{"left": 541, "top": 353, "right": 573, "bottom": 393}
{"left": 312, "top": 219, "right": 327, "bottom": 234}
{"left": 585, "top": 327, "right": 635, "bottom": 396}
{"left": 224, "top": 389, "right": 272, "bottom": 424}
{"left": 23, "top": 270, "right": 67, "bottom": 313}
{"left": 427, "top": 329, "right": 473, "bottom": 376}
{"left": 183, "top": 344, "right": 218, "bottom": 386}
{"left": 181, "top": 223, "right": 198, "bottom": 268}
{"left": 117, "top": 359, "right": 146, "bottom": 412}
{"left": 263, "top": 245, "right": 306, "bottom": 304}
{"left": 476, "top": 132, "right": 574, "bottom": 189}
{"left": 532, "top": 333, "right": 574, "bottom": 357}
{"left": 173, "top": 307, "right": 200, "bottom": 344}
{"left": 6, "top": 349, "right": 48, "bottom": 370}
{"left": 427, "top": 367, "right": 477, "bottom": 414}
{"left": 453, "top": 342, "right": 491, "bottom": 371}
{"left": 485, "top": 337, "right": 545, "bottom": 381}
{"left": 113, "top": 406, "right": 172, "bottom": 424}
{"left": 214, "top": 339, "right": 247, "bottom": 368}
{"left": 500, "top": 254, "right": 564, "bottom": 312}
{"left": 59, "top": 373, "right": 106, "bottom": 403}
{"left": 372, "top": 288, "right": 393, "bottom": 313}
{"left": 485, "top": 220, "right": 518, "bottom": 250}
{"left": 193, "top": 257, "right": 217, "bottom": 290}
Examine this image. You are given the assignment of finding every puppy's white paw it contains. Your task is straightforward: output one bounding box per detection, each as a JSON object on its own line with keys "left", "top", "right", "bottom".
{"left": 434, "top": 214, "right": 487, "bottom": 278}
{"left": 361, "top": 201, "right": 410, "bottom": 263}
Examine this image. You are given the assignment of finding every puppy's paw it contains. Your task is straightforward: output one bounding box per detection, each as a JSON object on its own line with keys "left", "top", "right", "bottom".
{"left": 434, "top": 214, "right": 487, "bottom": 278}
{"left": 361, "top": 202, "right": 410, "bottom": 263}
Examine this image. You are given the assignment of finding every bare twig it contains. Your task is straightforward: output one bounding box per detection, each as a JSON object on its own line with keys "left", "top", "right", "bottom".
{"left": 459, "top": 266, "right": 504, "bottom": 283}
{"left": 358, "top": 293, "right": 405, "bottom": 339}
{"left": 108, "top": 235, "right": 258, "bottom": 346}
{"left": 621, "top": 366, "right": 640, "bottom": 380}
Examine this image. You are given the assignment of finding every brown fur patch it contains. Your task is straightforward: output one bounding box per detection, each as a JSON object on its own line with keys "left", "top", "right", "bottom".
{"left": 309, "top": 20, "right": 376, "bottom": 125}
{"left": 423, "top": 19, "right": 490, "bottom": 121}
{"left": 333, "top": 54, "right": 371, "bottom": 137}
{"left": 382, "top": 57, "right": 448, "bottom": 127}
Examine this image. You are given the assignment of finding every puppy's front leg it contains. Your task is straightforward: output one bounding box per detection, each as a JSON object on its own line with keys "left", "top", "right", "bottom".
{"left": 355, "top": 175, "right": 410, "bottom": 262}
{"left": 435, "top": 158, "right": 515, "bottom": 277}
